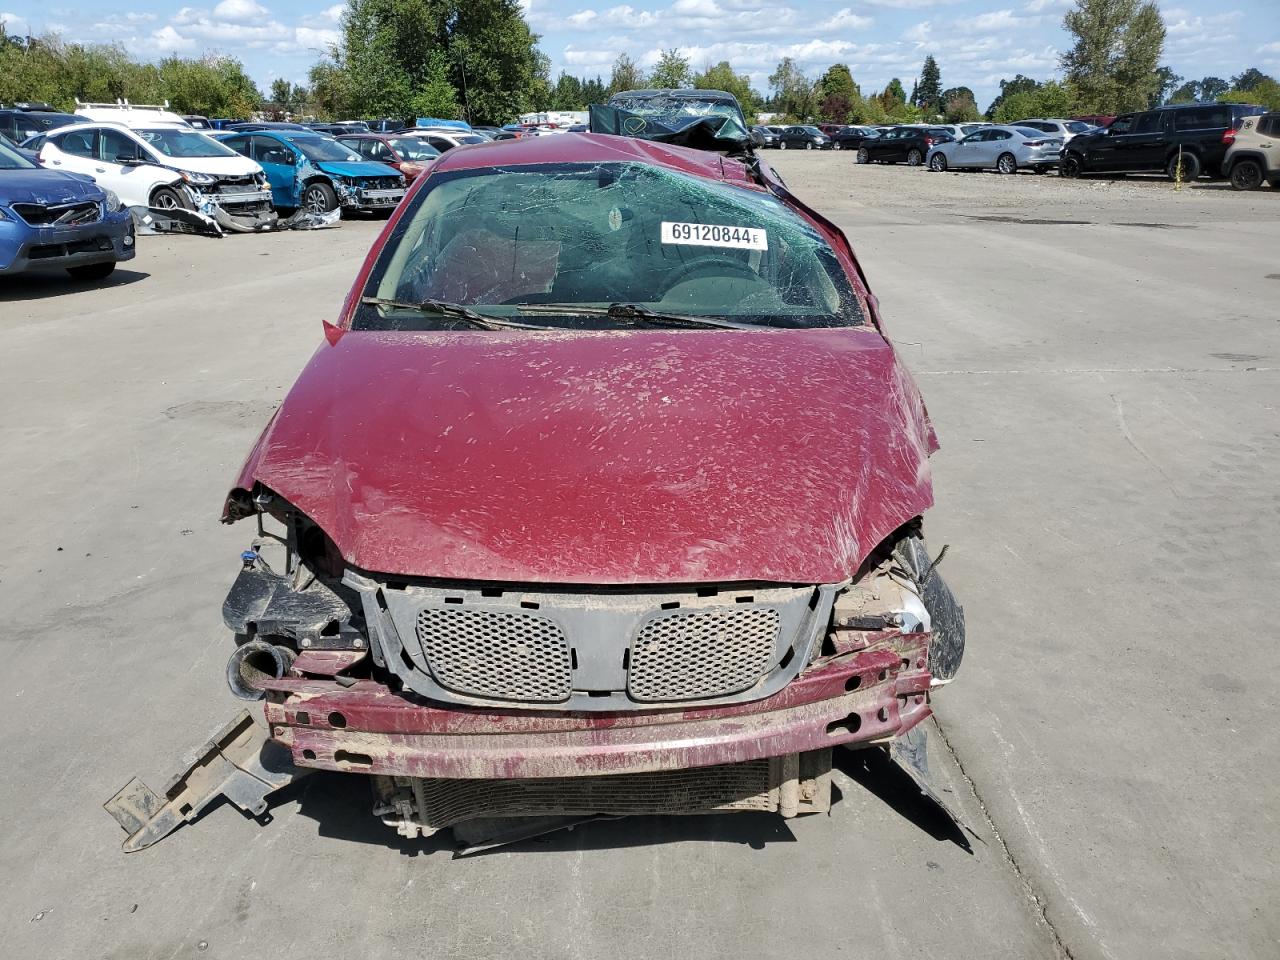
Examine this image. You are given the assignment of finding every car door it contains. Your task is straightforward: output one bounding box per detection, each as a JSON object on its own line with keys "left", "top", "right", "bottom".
{"left": 1122, "top": 111, "right": 1167, "bottom": 170}
{"left": 93, "top": 127, "right": 161, "bottom": 206}
{"left": 42, "top": 128, "right": 99, "bottom": 179}
{"left": 251, "top": 135, "right": 300, "bottom": 207}
{"left": 866, "top": 129, "right": 894, "bottom": 160}
{"left": 951, "top": 130, "right": 985, "bottom": 167}
{"left": 981, "top": 129, "right": 1014, "bottom": 167}
{"left": 1089, "top": 114, "right": 1133, "bottom": 169}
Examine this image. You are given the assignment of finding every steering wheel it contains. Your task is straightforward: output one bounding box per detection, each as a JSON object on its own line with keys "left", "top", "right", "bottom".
{"left": 661, "top": 255, "right": 760, "bottom": 294}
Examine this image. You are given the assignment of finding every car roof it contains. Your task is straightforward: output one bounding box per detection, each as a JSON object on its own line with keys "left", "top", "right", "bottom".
{"left": 609, "top": 88, "right": 738, "bottom": 103}
{"left": 428, "top": 131, "right": 756, "bottom": 188}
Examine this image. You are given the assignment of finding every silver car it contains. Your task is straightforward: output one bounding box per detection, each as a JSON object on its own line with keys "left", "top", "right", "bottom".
{"left": 1012, "top": 118, "right": 1096, "bottom": 143}
{"left": 927, "top": 125, "right": 1063, "bottom": 174}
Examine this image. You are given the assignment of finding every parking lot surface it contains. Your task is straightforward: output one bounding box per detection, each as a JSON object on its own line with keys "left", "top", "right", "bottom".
{"left": 2, "top": 154, "right": 1277, "bottom": 960}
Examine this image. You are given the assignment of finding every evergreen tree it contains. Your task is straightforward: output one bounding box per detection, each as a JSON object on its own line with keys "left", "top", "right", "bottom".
{"left": 915, "top": 55, "right": 942, "bottom": 116}
{"left": 608, "top": 53, "right": 645, "bottom": 95}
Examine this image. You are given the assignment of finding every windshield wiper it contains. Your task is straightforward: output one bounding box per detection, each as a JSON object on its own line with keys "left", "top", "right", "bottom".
{"left": 360, "top": 297, "right": 552, "bottom": 331}
{"left": 514, "top": 302, "right": 759, "bottom": 331}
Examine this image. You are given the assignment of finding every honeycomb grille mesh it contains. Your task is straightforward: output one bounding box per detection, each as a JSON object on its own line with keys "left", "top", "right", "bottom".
{"left": 415, "top": 607, "right": 572, "bottom": 702}
{"left": 627, "top": 608, "right": 781, "bottom": 702}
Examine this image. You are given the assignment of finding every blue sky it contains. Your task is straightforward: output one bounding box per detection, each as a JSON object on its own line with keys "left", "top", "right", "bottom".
{"left": 2, "top": 1, "right": 1277, "bottom": 110}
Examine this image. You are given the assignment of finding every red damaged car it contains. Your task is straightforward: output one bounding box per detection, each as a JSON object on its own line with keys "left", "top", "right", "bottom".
{"left": 107, "top": 133, "right": 964, "bottom": 852}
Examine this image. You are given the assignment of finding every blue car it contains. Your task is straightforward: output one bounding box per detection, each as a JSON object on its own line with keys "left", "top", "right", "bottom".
{"left": 0, "top": 137, "right": 135, "bottom": 280}
{"left": 213, "top": 130, "right": 405, "bottom": 215}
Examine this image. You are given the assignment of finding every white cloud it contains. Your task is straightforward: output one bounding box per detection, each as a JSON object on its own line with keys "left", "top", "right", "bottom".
{"left": 1023, "top": 0, "right": 1070, "bottom": 11}
{"left": 212, "top": 0, "right": 270, "bottom": 22}
{"left": 563, "top": 45, "right": 618, "bottom": 66}
{"left": 955, "top": 10, "right": 1023, "bottom": 32}
{"left": 820, "top": 8, "right": 874, "bottom": 30}
{"left": 862, "top": 0, "right": 958, "bottom": 8}
{"left": 149, "top": 24, "right": 196, "bottom": 52}
{"left": 1259, "top": 41, "right": 1280, "bottom": 54}
{"left": 294, "top": 26, "right": 340, "bottom": 49}
{"left": 0, "top": 10, "right": 28, "bottom": 33}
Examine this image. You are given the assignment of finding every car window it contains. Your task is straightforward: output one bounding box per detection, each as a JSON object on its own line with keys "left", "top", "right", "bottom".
{"left": 1109, "top": 116, "right": 1134, "bottom": 135}
{"left": 1173, "top": 106, "right": 1231, "bottom": 130}
{"left": 387, "top": 137, "right": 440, "bottom": 161}
{"left": 99, "top": 128, "right": 144, "bottom": 163}
{"left": 426, "top": 136, "right": 452, "bottom": 151}
{"left": 1260, "top": 116, "right": 1280, "bottom": 138}
{"left": 220, "top": 135, "right": 250, "bottom": 157}
{"left": 357, "top": 161, "right": 866, "bottom": 331}
{"left": 1065, "top": 121, "right": 1092, "bottom": 134}
{"left": 1133, "top": 113, "right": 1162, "bottom": 134}
{"left": 0, "top": 137, "right": 36, "bottom": 169}
{"left": 53, "top": 129, "right": 96, "bottom": 158}
{"left": 136, "top": 127, "right": 238, "bottom": 158}
{"left": 361, "top": 139, "right": 395, "bottom": 162}
{"left": 252, "top": 136, "right": 292, "bottom": 165}
{"left": 990, "top": 130, "right": 1012, "bottom": 141}
{"left": 285, "top": 136, "right": 361, "bottom": 162}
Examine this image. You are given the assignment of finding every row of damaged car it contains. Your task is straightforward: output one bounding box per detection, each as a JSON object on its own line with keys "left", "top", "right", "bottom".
{"left": 106, "top": 90, "right": 970, "bottom": 855}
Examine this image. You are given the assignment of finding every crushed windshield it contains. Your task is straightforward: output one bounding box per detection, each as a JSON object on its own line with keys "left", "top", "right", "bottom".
{"left": 287, "top": 136, "right": 362, "bottom": 162}
{"left": 610, "top": 95, "right": 743, "bottom": 124}
{"left": 354, "top": 162, "right": 865, "bottom": 332}
{"left": 136, "top": 128, "right": 238, "bottom": 158}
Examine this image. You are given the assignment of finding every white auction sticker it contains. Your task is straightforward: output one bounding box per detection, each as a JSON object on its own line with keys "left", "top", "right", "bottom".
{"left": 661, "top": 221, "right": 768, "bottom": 250}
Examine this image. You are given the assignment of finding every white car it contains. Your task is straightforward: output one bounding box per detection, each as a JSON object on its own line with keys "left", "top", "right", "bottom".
{"left": 398, "top": 129, "right": 489, "bottom": 152}
{"left": 29, "top": 102, "right": 275, "bottom": 224}
{"left": 1011, "top": 118, "right": 1096, "bottom": 143}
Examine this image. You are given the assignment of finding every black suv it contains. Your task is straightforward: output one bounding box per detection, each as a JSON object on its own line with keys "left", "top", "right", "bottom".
{"left": 857, "top": 126, "right": 955, "bottom": 166}
{"left": 1059, "top": 101, "right": 1265, "bottom": 181}
{"left": 0, "top": 103, "right": 80, "bottom": 145}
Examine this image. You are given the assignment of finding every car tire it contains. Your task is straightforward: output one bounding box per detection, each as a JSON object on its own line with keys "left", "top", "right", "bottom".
{"left": 149, "top": 186, "right": 188, "bottom": 210}
{"left": 1166, "top": 152, "right": 1200, "bottom": 183}
{"left": 856, "top": 147, "right": 868, "bottom": 164}
{"left": 833, "top": 142, "right": 842, "bottom": 150}
{"left": 1059, "top": 154, "right": 1083, "bottom": 178}
{"left": 302, "top": 181, "right": 339, "bottom": 214}
{"left": 779, "top": 141, "right": 788, "bottom": 150}
{"left": 996, "top": 152, "right": 1017, "bottom": 174}
{"left": 929, "top": 153, "right": 947, "bottom": 172}
{"left": 66, "top": 262, "right": 116, "bottom": 281}
{"left": 907, "top": 149, "right": 923, "bottom": 166}
{"left": 805, "top": 141, "right": 814, "bottom": 150}
{"left": 1230, "top": 159, "right": 1264, "bottom": 191}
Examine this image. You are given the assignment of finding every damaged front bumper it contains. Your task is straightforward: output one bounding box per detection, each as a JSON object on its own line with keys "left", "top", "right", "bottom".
{"left": 336, "top": 182, "right": 405, "bottom": 211}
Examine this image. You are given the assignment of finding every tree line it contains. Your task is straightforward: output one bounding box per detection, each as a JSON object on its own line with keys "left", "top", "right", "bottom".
{"left": 3, "top": 0, "right": 1277, "bottom": 129}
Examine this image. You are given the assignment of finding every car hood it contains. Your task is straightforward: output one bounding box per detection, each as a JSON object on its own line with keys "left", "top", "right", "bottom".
{"left": 230, "top": 327, "right": 937, "bottom": 585}
{"left": 157, "top": 155, "right": 263, "bottom": 178}
{"left": 0, "top": 167, "right": 103, "bottom": 205}
{"left": 314, "top": 160, "right": 399, "bottom": 179}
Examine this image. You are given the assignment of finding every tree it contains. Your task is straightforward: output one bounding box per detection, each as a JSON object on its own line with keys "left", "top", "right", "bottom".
{"left": 943, "top": 92, "right": 981, "bottom": 122}
{"left": 914, "top": 55, "right": 942, "bottom": 116}
{"left": 409, "top": 50, "right": 460, "bottom": 119}
{"left": 1220, "top": 78, "right": 1280, "bottom": 111}
{"left": 992, "top": 80, "right": 1074, "bottom": 123}
{"left": 1230, "top": 68, "right": 1271, "bottom": 92}
{"left": 694, "top": 61, "right": 760, "bottom": 122}
{"left": 986, "top": 74, "right": 1039, "bottom": 117}
{"left": 1150, "top": 65, "right": 1180, "bottom": 106}
{"left": 581, "top": 75, "right": 606, "bottom": 106}
{"left": 1061, "top": 0, "right": 1165, "bottom": 113}
{"left": 816, "top": 63, "right": 859, "bottom": 124}
{"left": 608, "top": 53, "right": 645, "bottom": 95}
{"left": 648, "top": 48, "right": 691, "bottom": 89}
{"left": 550, "top": 72, "right": 583, "bottom": 110}
{"left": 884, "top": 78, "right": 906, "bottom": 105}
{"left": 1199, "top": 76, "right": 1229, "bottom": 99}
{"left": 769, "top": 57, "right": 814, "bottom": 119}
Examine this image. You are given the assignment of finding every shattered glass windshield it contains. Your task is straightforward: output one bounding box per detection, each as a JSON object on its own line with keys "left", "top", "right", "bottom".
{"left": 355, "top": 162, "right": 864, "bottom": 331}
{"left": 136, "top": 128, "right": 239, "bottom": 158}
{"left": 609, "top": 95, "right": 743, "bottom": 124}
{"left": 285, "top": 136, "right": 362, "bottom": 162}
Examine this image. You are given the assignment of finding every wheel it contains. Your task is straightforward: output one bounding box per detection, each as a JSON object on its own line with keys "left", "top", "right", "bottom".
{"left": 1166, "top": 151, "right": 1200, "bottom": 182}
{"left": 302, "top": 181, "right": 338, "bottom": 214}
{"left": 149, "top": 186, "right": 187, "bottom": 210}
{"left": 66, "top": 261, "right": 116, "bottom": 281}
{"left": 907, "top": 148, "right": 923, "bottom": 166}
{"left": 833, "top": 142, "right": 842, "bottom": 150}
{"left": 805, "top": 141, "right": 814, "bottom": 150}
{"left": 856, "top": 147, "right": 868, "bottom": 164}
{"left": 996, "top": 152, "right": 1017, "bottom": 174}
{"left": 1230, "top": 159, "right": 1264, "bottom": 191}
{"left": 779, "top": 141, "right": 788, "bottom": 150}
{"left": 1059, "top": 154, "right": 1082, "bottom": 178}
{"left": 929, "top": 152, "right": 948, "bottom": 172}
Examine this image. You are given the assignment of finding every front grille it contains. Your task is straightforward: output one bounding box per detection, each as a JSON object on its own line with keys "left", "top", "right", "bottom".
{"left": 28, "top": 236, "right": 114, "bottom": 259}
{"left": 627, "top": 608, "right": 780, "bottom": 702}
{"left": 415, "top": 607, "right": 572, "bottom": 702}
{"left": 361, "top": 176, "right": 401, "bottom": 191}
{"left": 12, "top": 200, "right": 101, "bottom": 226}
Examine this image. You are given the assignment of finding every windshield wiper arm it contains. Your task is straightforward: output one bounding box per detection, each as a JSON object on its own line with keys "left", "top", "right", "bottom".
{"left": 515, "top": 302, "right": 758, "bottom": 331}
{"left": 361, "top": 297, "right": 552, "bottom": 331}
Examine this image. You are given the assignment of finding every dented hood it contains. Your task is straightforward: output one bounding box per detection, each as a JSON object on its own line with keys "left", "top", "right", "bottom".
{"left": 231, "top": 327, "right": 936, "bottom": 585}
{"left": 0, "top": 168, "right": 103, "bottom": 205}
